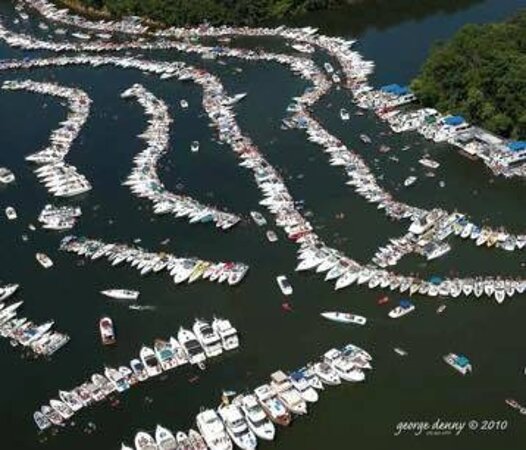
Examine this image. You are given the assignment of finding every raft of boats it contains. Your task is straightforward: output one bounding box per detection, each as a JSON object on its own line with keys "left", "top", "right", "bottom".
{"left": 125, "top": 341, "right": 372, "bottom": 450}
{"left": 0, "top": 283, "right": 69, "bottom": 358}
{"left": 59, "top": 236, "right": 249, "bottom": 286}
{"left": 1, "top": 79, "right": 92, "bottom": 197}
{"left": 34, "top": 317, "right": 240, "bottom": 431}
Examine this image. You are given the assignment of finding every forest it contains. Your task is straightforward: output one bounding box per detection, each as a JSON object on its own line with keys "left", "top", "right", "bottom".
{"left": 73, "top": 0, "right": 344, "bottom": 26}
{"left": 411, "top": 9, "right": 526, "bottom": 139}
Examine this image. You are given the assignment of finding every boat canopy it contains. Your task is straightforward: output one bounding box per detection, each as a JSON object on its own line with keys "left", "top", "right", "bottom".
{"left": 380, "top": 83, "right": 411, "bottom": 96}
{"left": 429, "top": 275, "right": 443, "bottom": 285}
{"left": 399, "top": 299, "right": 412, "bottom": 308}
{"left": 443, "top": 115, "right": 465, "bottom": 126}
{"left": 456, "top": 355, "right": 470, "bottom": 367}
{"left": 289, "top": 371, "right": 305, "bottom": 381}
{"left": 507, "top": 141, "right": 526, "bottom": 152}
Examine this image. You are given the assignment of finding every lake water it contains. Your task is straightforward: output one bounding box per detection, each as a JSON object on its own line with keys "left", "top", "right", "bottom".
{"left": 1, "top": 0, "right": 526, "bottom": 449}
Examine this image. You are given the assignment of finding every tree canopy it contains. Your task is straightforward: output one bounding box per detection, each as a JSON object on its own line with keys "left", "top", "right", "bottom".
{"left": 411, "top": 9, "right": 526, "bottom": 139}
{"left": 75, "top": 0, "right": 343, "bottom": 26}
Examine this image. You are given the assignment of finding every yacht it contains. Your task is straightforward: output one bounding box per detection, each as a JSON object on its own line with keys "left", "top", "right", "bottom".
{"left": 253, "top": 384, "right": 291, "bottom": 426}
{"left": 154, "top": 339, "right": 178, "bottom": 371}
{"left": 178, "top": 327, "right": 206, "bottom": 367}
{"left": 99, "top": 316, "right": 116, "bottom": 345}
{"left": 193, "top": 319, "right": 223, "bottom": 357}
{"left": 100, "top": 289, "right": 139, "bottom": 300}
{"left": 212, "top": 317, "right": 239, "bottom": 350}
{"left": 443, "top": 353, "right": 472, "bottom": 375}
{"left": 324, "top": 349, "right": 365, "bottom": 382}
{"left": 134, "top": 431, "right": 158, "bottom": 450}
{"left": 320, "top": 311, "right": 366, "bottom": 325}
{"left": 5, "top": 206, "right": 17, "bottom": 220}
{"left": 234, "top": 394, "right": 275, "bottom": 441}
{"left": 276, "top": 275, "right": 293, "bottom": 296}
{"left": 155, "top": 424, "right": 177, "bottom": 450}
{"left": 217, "top": 403, "right": 258, "bottom": 450}
{"left": 140, "top": 346, "right": 162, "bottom": 377}
{"left": 36, "top": 253, "right": 54, "bottom": 269}
{"left": 270, "top": 371, "right": 307, "bottom": 415}
{"left": 196, "top": 409, "right": 233, "bottom": 450}
{"left": 388, "top": 300, "right": 415, "bottom": 318}
{"left": 288, "top": 371, "right": 319, "bottom": 402}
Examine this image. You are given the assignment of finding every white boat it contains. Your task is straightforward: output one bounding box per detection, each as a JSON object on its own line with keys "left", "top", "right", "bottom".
{"left": 250, "top": 211, "right": 267, "bottom": 226}
{"left": 191, "top": 141, "right": 200, "bottom": 152}
{"left": 388, "top": 300, "right": 415, "bottom": 318}
{"left": 403, "top": 176, "right": 417, "bottom": 187}
{"left": 196, "top": 409, "right": 233, "bottom": 450}
{"left": 155, "top": 424, "right": 177, "bottom": 450}
{"left": 212, "top": 317, "right": 239, "bottom": 351}
{"left": 100, "top": 289, "right": 139, "bottom": 300}
{"left": 270, "top": 371, "right": 307, "bottom": 415}
{"left": 276, "top": 275, "right": 293, "bottom": 296}
{"left": 394, "top": 347, "right": 408, "bottom": 356}
{"left": 419, "top": 157, "right": 440, "bottom": 169}
{"left": 235, "top": 394, "right": 275, "bottom": 441}
{"left": 36, "top": 253, "right": 53, "bottom": 269}
{"left": 130, "top": 358, "right": 149, "bottom": 382}
{"left": 253, "top": 384, "right": 291, "bottom": 426}
{"left": 0, "top": 284, "right": 19, "bottom": 301}
{"left": 288, "top": 370, "right": 319, "bottom": 402}
{"left": 33, "top": 410, "right": 51, "bottom": 431}
{"left": 99, "top": 316, "right": 116, "bottom": 345}
{"left": 5, "top": 206, "right": 17, "bottom": 220}
{"left": 324, "top": 349, "right": 365, "bottom": 382}
{"left": 265, "top": 230, "right": 278, "bottom": 242}
{"left": 177, "top": 327, "right": 206, "bottom": 367}
{"left": 0, "top": 167, "right": 15, "bottom": 184}
{"left": 193, "top": 319, "right": 223, "bottom": 357}
{"left": 320, "top": 311, "right": 367, "bottom": 325}
{"left": 340, "top": 108, "right": 350, "bottom": 121}
{"left": 314, "top": 361, "right": 342, "bottom": 386}
{"left": 134, "top": 431, "right": 158, "bottom": 450}
{"left": 443, "top": 353, "right": 472, "bottom": 375}
{"left": 139, "top": 346, "right": 162, "bottom": 377}
{"left": 218, "top": 404, "right": 258, "bottom": 450}
{"left": 180, "top": 99, "right": 189, "bottom": 109}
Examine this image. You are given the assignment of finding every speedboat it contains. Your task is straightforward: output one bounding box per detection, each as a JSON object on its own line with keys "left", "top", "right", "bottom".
{"left": 191, "top": 141, "right": 200, "bottom": 152}
{"left": 100, "top": 289, "right": 139, "bottom": 300}
{"left": 178, "top": 327, "right": 206, "bottom": 367}
{"left": 388, "top": 300, "right": 415, "bottom": 318}
{"left": 196, "top": 409, "right": 233, "bottom": 450}
{"left": 320, "top": 311, "right": 367, "bottom": 325}
{"left": 0, "top": 284, "right": 19, "bottom": 301}
{"left": 140, "top": 346, "right": 162, "bottom": 377}
{"left": 33, "top": 410, "right": 51, "bottom": 431}
{"left": 324, "top": 349, "right": 365, "bottom": 382}
{"left": 340, "top": 108, "right": 350, "bottom": 121}
{"left": 276, "top": 275, "right": 293, "bottom": 295}
{"left": 443, "top": 353, "right": 472, "bottom": 375}
{"left": 99, "top": 316, "right": 116, "bottom": 345}
{"left": 36, "top": 253, "right": 53, "bottom": 269}
{"left": 235, "top": 394, "right": 275, "bottom": 441}
{"left": 217, "top": 403, "right": 258, "bottom": 450}
{"left": 5, "top": 206, "right": 17, "bottom": 220}
{"left": 130, "top": 358, "right": 149, "bottom": 382}
{"left": 134, "top": 431, "right": 158, "bottom": 450}
{"left": 188, "top": 429, "right": 207, "bottom": 449}
{"left": 104, "top": 367, "right": 129, "bottom": 392}
{"left": 155, "top": 424, "right": 177, "bottom": 450}
{"left": 253, "top": 384, "right": 291, "bottom": 426}
{"left": 403, "top": 176, "right": 417, "bottom": 187}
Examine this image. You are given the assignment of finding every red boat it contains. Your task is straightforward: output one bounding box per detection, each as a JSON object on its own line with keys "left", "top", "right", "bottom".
{"left": 377, "top": 296, "right": 389, "bottom": 305}
{"left": 99, "top": 316, "right": 116, "bottom": 345}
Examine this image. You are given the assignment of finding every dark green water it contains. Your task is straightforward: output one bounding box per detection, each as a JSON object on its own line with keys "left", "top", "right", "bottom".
{"left": 0, "top": 0, "right": 526, "bottom": 449}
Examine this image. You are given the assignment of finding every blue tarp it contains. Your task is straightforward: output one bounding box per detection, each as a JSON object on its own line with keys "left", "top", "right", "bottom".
{"left": 443, "top": 115, "right": 465, "bottom": 126}
{"left": 507, "top": 141, "right": 526, "bottom": 152}
{"left": 456, "top": 355, "right": 470, "bottom": 367}
{"left": 380, "top": 83, "right": 410, "bottom": 96}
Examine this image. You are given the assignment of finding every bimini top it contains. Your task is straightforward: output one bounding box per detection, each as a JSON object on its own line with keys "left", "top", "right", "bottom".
{"left": 399, "top": 299, "right": 413, "bottom": 308}
{"left": 507, "top": 141, "right": 526, "bottom": 152}
{"left": 429, "top": 275, "right": 443, "bottom": 285}
{"left": 380, "top": 83, "right": 411, "bottom": 96}
{"left": 455, "top": 355, "right": 470, "bottom": 367}
{"left": 443, "top": 115, "right": 465, "bottom": 126}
